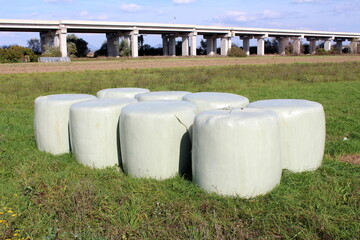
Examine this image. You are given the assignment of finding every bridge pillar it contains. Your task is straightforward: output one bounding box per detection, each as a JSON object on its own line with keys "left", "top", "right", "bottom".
{"left": 348, "top": 39, "right": 360, "bottom": 54}
{"left": 190, "top": 32, "right": 197, "bottom": 56}
{"left": 213, "top": 37, "right": 217, "bottom": 54}
{"left": 335, "top": 39, "right": 343, "bottom": 52}
{"left": 241, "top": 37, "right": 250, "bottom": 55}
{"left": 162, "top": 34, "right": 169, "bottom": 56}
{"left": 277, "top": 37, "right": 288, "bottom": 55}
{"left": 309, "top": 39, "right": 317, "bottom": 54}
{"left": 293, "top": 38, "right": 301, "bottom": 55}
{"left": 40, "top": 32, "right": 53, "bottom": 52}
{"left": 256, "top": 37, "right": 265, "bottom": 56}
{"left": 106, "top": 33, "right": 120, "bottom": 57}
{"left": 220, "top": 37, "right": 231, "bottom": 56}
{"left": 205, "top": 37, "right": 214, "bottom": 55}
{"left": 124, "top": 35, "right": 131, "bottom": 45}
{"left": 130, "top": 29, "right": 139, "bottom": 58}
{"left": 324, "top": 39, "right": 332, "bottom": 51}
{"left": 169, "top": 35, "right": 176, "bottom": 56}
{"left": 350, "top": 40, "right": 359, "bottom": 54}
{"left": 57, "top": 26, "right": 67, "bottom": 57}
{"left": 40, "top": 27, "right": 68, "bottom": 57}
{"left": 182, "top": 35, "right": 189, "bottom": 56}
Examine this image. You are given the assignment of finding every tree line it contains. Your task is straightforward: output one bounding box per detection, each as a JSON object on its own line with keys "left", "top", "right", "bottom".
{"left": 0, "top": 35, "right": 357, "bottom": 63}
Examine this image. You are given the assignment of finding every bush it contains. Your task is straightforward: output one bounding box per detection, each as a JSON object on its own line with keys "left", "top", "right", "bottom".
{"left": 315, "top": 48, "right": 328, "bottom": 55}
{"left": 119, "top": 39, "right": 131, "bottom": 57}
{"left": 285, "top": 42, "right": 293, "bottom": 55}
{"left": 67, "top": 42, "right": 77, "bottom": 58}
{"left": 0, "top": 45, "right": 37, "bottom": 63}
{"left": 315, "top": 48, "right": 337, "bottom": 55}
{"left": 227, "top": 46, "right": 247, "bottom": 57}
{"left": 41, "top": 46, "right": 62, "bottom": 57}
{"left": 342, "top": 46, "right": 352, "bottom": 54}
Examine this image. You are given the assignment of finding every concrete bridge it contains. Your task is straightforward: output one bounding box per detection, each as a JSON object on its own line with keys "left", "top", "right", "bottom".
{"left": 1, "top": 19, "right": 359, "bottom": 58}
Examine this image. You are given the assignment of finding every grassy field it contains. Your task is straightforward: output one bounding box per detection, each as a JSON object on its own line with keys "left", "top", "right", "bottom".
{"left": 0, "top": 61, "right": 359, "bottom": 239}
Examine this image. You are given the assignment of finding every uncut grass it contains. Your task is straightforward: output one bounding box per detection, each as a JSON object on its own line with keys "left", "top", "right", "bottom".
{"left": 0, "top": 62, "right": 359, "bottom": 239}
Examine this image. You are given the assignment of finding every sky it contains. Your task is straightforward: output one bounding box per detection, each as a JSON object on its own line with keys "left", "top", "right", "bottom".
{"left": 0, "top": 0, "right": 359, "bottom": 50}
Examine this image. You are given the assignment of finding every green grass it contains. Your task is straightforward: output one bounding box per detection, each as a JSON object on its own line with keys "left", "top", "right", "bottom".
{"left": 0, "top": 61, "right": 359, "bottom": 239}
{"left": 69, "top": 54, "right": 359, "bottom": 63}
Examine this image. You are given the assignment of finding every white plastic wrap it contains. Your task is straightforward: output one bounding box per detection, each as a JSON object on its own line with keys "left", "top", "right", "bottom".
{"left": 96, "top": 88, "right": 150, "bottom": 99}
{"left": 135, "top": 91, "right": 191, "bottom": 102}
{"left": 182, "top": 92, "right": 249, "bottom": 114}
{"left": 120, "top": 101, "right": 196, "bottom": 179}
{"left": 70, "top": 98, "right": 137, "bottom": 168}
{"left": 192, "top": 108, "right": 282, "bottom": 198}
{"left": 34, "top": 94, "right": 96, "bottom": 155}
{"left": 248, "top": 99, "right": 325, "bottom": 172}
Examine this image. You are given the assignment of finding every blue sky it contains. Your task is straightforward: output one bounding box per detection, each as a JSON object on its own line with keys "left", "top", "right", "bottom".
{"left": 0, "top": 0, "right": 359, "bottom": 50}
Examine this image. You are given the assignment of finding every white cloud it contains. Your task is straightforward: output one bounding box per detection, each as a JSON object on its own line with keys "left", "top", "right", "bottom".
{"left": 93, "top": 15, "right": 108, "bottom": 20}
{"left": 264, "top": 21, "right": 291, "bottom": 28}
{"left": 173, "top": 0, "right": 196, "bottom": 4}
{"left": 333, "top": 2, "right": 359, "bottom": 13}
{"left": 216, "top": 11, "right": 257, "bottom": 23}
{"left": 262, "top": 10, "right": 282, "bottom": 19}
{"left": 79, "top": 11, "right": 108, "bottom": 20}
{"left": 79, "top": 11, "right": 89, "bottom": 17}
{"left": 215, "top": 10, "right": 283, "bottom": 24}
{"left": 119, "top": 3, "right": 143, "bottom": 12}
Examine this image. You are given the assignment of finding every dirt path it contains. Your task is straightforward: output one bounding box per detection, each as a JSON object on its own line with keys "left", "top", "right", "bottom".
{"left": 1, "top": 55, "right": 360, "bottom": 74}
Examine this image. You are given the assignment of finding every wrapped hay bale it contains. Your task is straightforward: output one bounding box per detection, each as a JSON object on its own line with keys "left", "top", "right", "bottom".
{"left": 182, "top": 92, "right": 249, "bottom": 114}
{"left": 70, "top": 98, "right": 137, "bottom": 168}
{"left": 192, "top": 108, "right": 281, "bottom": 198}
{"left": 135, "top": 91, "right": 191, "bottom": 102}
{"left": 248, "top": 99, "right": 325, "bottom": 172}
{"left": 34, "top": 94, "right": 96, "bottom": 155}
{"left": 96, "top": 88, "right": 149, "bottom": 99}
{"left": 120, "top": 101, "right": 196, "bottom": 179}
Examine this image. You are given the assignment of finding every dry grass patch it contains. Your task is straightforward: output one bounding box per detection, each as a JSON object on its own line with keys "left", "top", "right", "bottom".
{"left": 339, "top": 154, "right": 360, "bottom": 165}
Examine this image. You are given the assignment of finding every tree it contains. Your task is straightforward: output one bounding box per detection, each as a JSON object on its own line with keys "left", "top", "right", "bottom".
{"left": 138, "top": 35, "right": 144, "bottom": 49}
{"left": 137, "top": 36, "right": 164, "bottom": 56}
{"left": 75, "top": 38, "right": 90, "bottom": 57}
{"left": 119, "top": 39, "right": 130, "bottom": 57}
{"left": 265, "top": 39, "right": 278, "bottom": 54}
{"left": 139, "top": 44, "right": 163, "bottom": 56}
{"left": 175, "top": 41, "right": 182, "bottom": 56}
{"left": 66, "top": 34, "right": 90, "bottom": 57}
{"left": 27, "top": 38, "right": 41, "bottom": 54}
{"left": 302, "top": 43, "right": 310, "bottom": 54}
{"left": 67, "top": 42, "right": 77, "bottom": 57}
{"left": 94, "top": 41, "right": 107, "bottom": 57}
{"left": 196, "top": 39, "right": 206, "bottom": 55}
